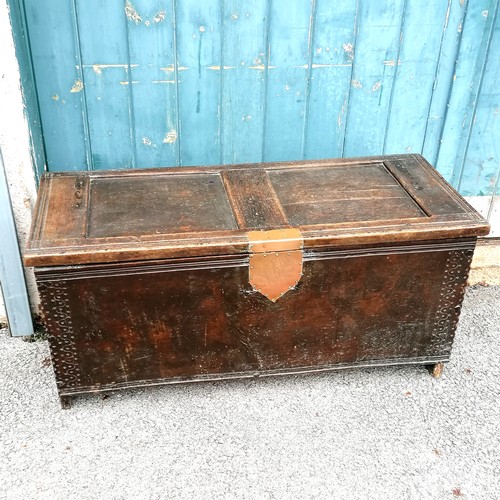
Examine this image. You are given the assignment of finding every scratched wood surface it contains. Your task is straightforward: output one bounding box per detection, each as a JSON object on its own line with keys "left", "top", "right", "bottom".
{"left": 24, "top": 155, "right": 490, "bottom": 267}
{"left": 36, "top": 245, "right": 473, "bottom": 396}
{"left": 22, "top": 0, "right": 499, "bottom": 211}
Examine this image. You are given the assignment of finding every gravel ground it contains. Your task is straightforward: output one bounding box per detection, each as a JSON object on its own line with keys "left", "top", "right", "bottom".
{"left": 1, "top": 286, "right": 499, "bottom": 500}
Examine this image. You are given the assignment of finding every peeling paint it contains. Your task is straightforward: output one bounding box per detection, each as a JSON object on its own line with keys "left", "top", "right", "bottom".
{"left": 70, "top": 79, "right": 84, "bottom": 93}
{"left": 440, "top": 4, "right": 450, "bottom": 32}
{"left": 231, "top": 13, "right": 239, "bottom": 20}
{"left": 160, "top": 65, "right": 188, "bottom": 72}
{"left": 207, "top": 65, "right": 236, "bottom": 70}
{"left": 372, "top": 81, "right": 382, "bottom": 92}
{"left": 125, "top": 0, "right": 142, "bottom": 24}
{"left": 152, "top": 80, "right": 176, "bottom": 84}
{"left": 383, "top": 59, "right": 402, "bottom": 66}
{"left": 51, "top": 94, "right": 59, "bottom": 101}
{"left": 242, "top": 115, "right": 252, "bottom": 122}
{"left": 154, "top": 11, "right": 166, "bottom": 23}
{"left": 142, "top": 137, "right": 152, "bottom": 146}
{"left": 351, "top": 79, "right": 362, "bottom": 89}
{"left": 343, "top": 42, "right": 354, "bottom": 60}
{"left": 91, "top": 64, "right": 139, "bottom": 74}
{"left": 119, "top": 81, "right": 140, "bottom": 85}
{"left": 199, "top": 26, "right": 206, "bottom": 32}
{"left": 294, "top": 63, "right": 351, "bottom": 69}
{"left": 482, "top": 10, "right": 488, "bottom": 17}
{"left": 163, "top": 129, "right": 177, "bottom": 143}
{"left": 249, "top": 64, "right": 276, "bottom": 70}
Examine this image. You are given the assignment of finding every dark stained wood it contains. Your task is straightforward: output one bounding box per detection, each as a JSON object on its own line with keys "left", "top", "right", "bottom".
{"left": 88, "top": 173, "right": 237, "bottom": 237}
{"left": 384, "top": 156, "right": 470, "bottom": 216}
{"left": 40, "top": 175, "right": 89, "bottom": 240}
{"left": 24, "top": 154, "right": 489, "bottom": 267}
{"left": 36, "top": 241, "right": 474, "bottom": 395}
{"left": 26, "top": 155, "right": 490, "bottom": 406}
{"left": 221, "top": 169, "right": 288, "bottom": 229}
{"left": 269, "top": 164, "right": 425, "bottom": 225}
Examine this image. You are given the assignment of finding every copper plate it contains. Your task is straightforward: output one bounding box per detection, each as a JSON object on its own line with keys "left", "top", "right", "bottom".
{"left": 247, "top": 228, "right": 303, "bottom": 302}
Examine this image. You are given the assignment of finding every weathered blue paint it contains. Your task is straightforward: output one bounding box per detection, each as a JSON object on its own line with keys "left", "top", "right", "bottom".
{"left": 125, "top": 0, "right": 180, "bottom": 168}
{"left": 0, "top": 150, "right": 34, "bottom": 336}
{"left": 23, "top": 0, "right": 89, "bottom": 172}
{"left": 383, "top": 1, "right": 450, "bottom": 155}
{"left": 263, "top": 1, "right": 313, "bottom": 162}
{"left": 421, "top": 0, "right": 467, "bottom": 165}
{"left": 436, "top": 0, "right": 494, "bottom": 186}
{"left": 175, "top": 0, "right": 222, "bottom": 166}
{"left": 304, "top": 0, "right": 358, "bottom": 160}
{"left": 221, "top": 0, "right": 268, "bottom": 164}
{"left": 6, "top": 0, "right": 46, "bottom": 181}
{"left": 14, "top": 0, "right": 500, "bottom": 200}
{"left": 469, "top": 7, "right": 500, "bottom": 203}
{"left": 454, "top": 0, "right": 499, "bottom": 197}
{"left": 343, "top": 0, "right": 406, "bottom": 157}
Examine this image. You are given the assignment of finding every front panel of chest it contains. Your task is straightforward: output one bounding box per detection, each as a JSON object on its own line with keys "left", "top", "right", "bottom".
{"left": 37, "top": 245, "right": 474, "bottom": 395}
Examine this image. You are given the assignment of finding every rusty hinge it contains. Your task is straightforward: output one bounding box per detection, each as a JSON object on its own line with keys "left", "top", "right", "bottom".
{"left": 247, "top": 228, "right": 303, "bottom": 302}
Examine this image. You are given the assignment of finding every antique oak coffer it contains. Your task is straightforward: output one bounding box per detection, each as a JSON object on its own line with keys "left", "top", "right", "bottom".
{"left": 24, "top": 155, "right": 490, "bottom": 408}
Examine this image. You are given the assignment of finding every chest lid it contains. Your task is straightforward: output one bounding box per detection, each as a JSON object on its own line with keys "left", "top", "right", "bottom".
{"left": 24, "top": 154, "right": 489, "bottom": 267}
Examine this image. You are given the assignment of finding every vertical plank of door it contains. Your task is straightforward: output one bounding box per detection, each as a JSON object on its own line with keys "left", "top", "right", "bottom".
{"left": 421, "top": 0, "right": 467, "bottom": 166}
{"left": 75, "top": 0, "right": 136, "bottom": 169}
{"left": 436, "top": 0, "right": 492, "bottom": 184}
{"left": 455, "top": 2, "right": 499, "bottom": 197}
{"left": 175, "top": 0, "right": 222, "bottom": 166}
{"left": 383, "top": 1, "right": 450, "bottom": 155}
{"left": 262, "top": 0, "right": 314, "bottom": 161}
{"left": 303, "top": 0, "right": 358, "bottom": 160}
{"left": 457, "top": 3, "right": 499, "bottom": 232}
{"left": 123, "top": 0, "right": 179, "bottom": 168}
{"left": 342, "top": 0, "right": 407, "bottom": 157}
{"left": 220, "top": 0, "right": 268, "bottom": 164}
{"left": 23, "top": 0, "right": 90, "bottom": 171}
{"left": 487, "top": 188, "right": 500, "bottom": 237}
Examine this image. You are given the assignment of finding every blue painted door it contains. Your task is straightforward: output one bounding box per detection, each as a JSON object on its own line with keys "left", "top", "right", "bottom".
{"left": 21, "top": 0, "right": 500, "bottom": 230}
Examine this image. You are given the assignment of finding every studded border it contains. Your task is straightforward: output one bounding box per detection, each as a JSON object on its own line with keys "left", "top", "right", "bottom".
{"left": 430, "top": 249, "right": 474, "bottom": 353}
{"left": 38, "top": 280, "right": 81, "bottom": 389}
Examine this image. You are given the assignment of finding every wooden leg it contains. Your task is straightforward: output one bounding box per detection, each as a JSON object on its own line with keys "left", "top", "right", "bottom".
{"left": 429, "top": 362, "right": 445, "bottom": 379}
{"left": 59, "top": 395, "right": 72, "bottom": 409}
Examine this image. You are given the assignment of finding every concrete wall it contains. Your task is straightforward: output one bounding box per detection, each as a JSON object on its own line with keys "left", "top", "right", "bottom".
{"left": 0, "top": 0, "right": 38, "bottom": 323}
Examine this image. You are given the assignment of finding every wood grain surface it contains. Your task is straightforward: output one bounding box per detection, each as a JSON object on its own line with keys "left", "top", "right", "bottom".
{"left": 24, "top": 155, "right": 489, "bottom": 267}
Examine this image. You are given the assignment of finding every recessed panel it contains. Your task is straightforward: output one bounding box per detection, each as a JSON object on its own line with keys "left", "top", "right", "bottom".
{"left": 87, "top": 174, "right": 237, "bottom": 238}
{"left": 268, "top": 163, "right": 426, "bottom": 225}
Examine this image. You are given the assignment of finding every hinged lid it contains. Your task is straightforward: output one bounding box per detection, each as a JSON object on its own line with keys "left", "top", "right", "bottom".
{"left": 24, "top": 154, "right": 489, "bottom": 267}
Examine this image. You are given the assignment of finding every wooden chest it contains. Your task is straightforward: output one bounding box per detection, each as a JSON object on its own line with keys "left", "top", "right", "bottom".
{"left": 25, "top": 155, "right": 489, "bottom": 407}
